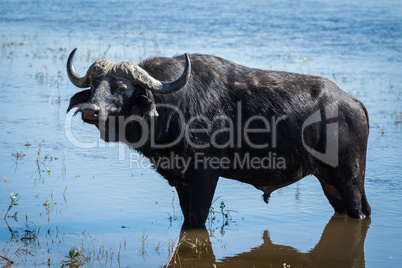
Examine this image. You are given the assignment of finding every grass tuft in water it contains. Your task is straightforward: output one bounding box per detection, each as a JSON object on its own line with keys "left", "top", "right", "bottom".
{"left": 61, "top": 247, "right": 86, "bottom": 267}
{"left": 207, "top": 198, "right": 237, "bottom": 235}
{"left": 3, "top": 177, "right": 20, "bottom": 219}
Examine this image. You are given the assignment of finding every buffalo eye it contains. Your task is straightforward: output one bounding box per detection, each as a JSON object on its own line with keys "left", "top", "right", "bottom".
{"left": 115, "top": 86, "right": 127, "bottom": 93}
{"left": 90, "top": 77, "right": 101, "bottom": 91}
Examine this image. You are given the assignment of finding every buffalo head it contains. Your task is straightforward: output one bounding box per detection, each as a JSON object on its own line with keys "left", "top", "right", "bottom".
{"left": 66, "top": 48, "right": 191, "bottom": 141}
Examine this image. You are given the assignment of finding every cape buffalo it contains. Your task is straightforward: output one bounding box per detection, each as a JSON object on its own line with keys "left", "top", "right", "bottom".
{"left": 66, "top": 48, "right": 370, "bottom": 228}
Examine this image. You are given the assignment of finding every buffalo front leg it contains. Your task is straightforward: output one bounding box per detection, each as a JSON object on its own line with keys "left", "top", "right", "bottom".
{"left": 175, "top": 185, "right": 191, "bottom": 228}
{"left": 178, "top": 170, "right": 219, "bottom": 229}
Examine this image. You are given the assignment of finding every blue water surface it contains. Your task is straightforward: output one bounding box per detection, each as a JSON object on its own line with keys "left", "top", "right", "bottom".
{"left": 0, "top": 0, "right": 401, "bottom": 267}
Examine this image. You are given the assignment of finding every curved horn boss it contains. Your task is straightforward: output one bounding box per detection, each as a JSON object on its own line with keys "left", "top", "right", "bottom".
{"left": 67, "top": 49, "right": 191, "bottom": 94}
{"left": 111, "top": 54, "right": 191, "bottom": 94}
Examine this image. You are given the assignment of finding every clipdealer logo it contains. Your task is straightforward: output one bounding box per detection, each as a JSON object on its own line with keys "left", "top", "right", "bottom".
{"left": 302, "top": 102, "right": 339, "bottom": 168}
{"left": 65, "top": 101, "right": 340, "bottom": 168}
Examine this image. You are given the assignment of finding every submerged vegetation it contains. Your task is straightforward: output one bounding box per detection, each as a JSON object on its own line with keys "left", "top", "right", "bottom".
{"left": 207, "top": 198, "right": 238, "bottom": 236}
{"left": 2, "top": 139, "right": 237, "bottom": 266}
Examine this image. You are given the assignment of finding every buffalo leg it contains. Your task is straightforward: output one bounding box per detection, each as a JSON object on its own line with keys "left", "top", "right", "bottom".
{"left": 317, "top": 176, "right": 345, "bottom": 213}
{"left": 336, "top": 180, "right": 371, "bottom": 219}
{"left": 175, "top": 185, "right": 191, "bottom": 228}
{"left": 186, "top": 170, "right": 219, "bottom": 228}
{"left": 316, "top": 166, "right": 371, "bottom": 219}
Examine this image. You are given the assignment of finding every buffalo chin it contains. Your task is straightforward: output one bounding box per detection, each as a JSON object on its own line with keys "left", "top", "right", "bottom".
{"left": 82, "top": 118, "right": 100, "bottom": 127}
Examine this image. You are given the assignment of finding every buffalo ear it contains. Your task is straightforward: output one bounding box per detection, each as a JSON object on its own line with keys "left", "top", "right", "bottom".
{"left": 132, "top": 94, "right": 159, "bottom": 118}
{"left": 67, "top": 89, "right": 91, "bottom": 112}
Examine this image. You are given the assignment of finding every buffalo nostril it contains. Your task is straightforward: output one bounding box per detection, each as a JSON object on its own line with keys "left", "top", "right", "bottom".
{"left": 81, "top": 105, "right": 100, "bottom": 121}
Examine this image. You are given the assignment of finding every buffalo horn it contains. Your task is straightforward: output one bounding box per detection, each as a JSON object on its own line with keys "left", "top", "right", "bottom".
{"left": 67, "top": 48, "right": 94, "bottom": 88}
{"left": 115, "top": 54, "right": 191, "bottom": 94}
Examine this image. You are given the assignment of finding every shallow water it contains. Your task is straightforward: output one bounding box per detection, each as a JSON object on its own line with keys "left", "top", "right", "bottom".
{"left": 0, "top": 0, "right": 401, "bottom": 267}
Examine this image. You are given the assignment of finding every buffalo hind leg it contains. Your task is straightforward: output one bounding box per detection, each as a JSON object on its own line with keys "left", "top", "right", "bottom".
{"left": 317, "top": 177, "right": 346, "bottom": 214}
{"left": 316, "top": 170, "right": 371, "bottom": 219}
{"left": 336, "top": 182, "right": 370, "bottom": 219}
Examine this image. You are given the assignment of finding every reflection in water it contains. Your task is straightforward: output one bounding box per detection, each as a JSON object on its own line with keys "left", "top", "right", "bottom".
{"left": 167, "top": 214, "right": 371, "bottom": 267}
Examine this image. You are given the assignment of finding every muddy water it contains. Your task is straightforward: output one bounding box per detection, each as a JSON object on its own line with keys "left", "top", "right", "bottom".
{"left": 0, "top": 0, "right": 401, "bottom": 267}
